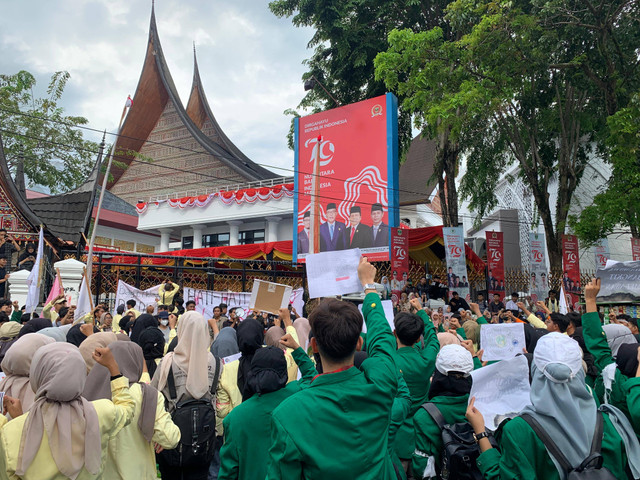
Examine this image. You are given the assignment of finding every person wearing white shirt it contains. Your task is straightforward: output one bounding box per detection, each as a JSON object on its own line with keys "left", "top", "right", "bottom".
{"left": 505, "top": 292, "right": 520, "bottom": 311}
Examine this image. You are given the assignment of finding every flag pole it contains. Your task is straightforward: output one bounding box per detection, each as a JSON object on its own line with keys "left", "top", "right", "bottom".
{"left": 86, "top": 97, "right": 132, "bottom": 289}
{"left": 309, "top": 135, "right": 322, "bottom": 254}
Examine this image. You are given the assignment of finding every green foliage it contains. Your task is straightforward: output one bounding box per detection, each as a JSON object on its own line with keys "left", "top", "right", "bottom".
{"left": 0, "top": 70, "right": 98, "bottom": 193}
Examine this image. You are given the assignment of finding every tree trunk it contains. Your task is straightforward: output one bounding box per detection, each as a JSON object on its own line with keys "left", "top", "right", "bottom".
{"left": 435, "top": 127, "right": 460, "bottom": 227}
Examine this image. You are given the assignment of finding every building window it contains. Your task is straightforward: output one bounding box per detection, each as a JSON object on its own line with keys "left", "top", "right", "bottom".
{"left": 182, "top": 236, "right": 193, "bottom": 249}
{"left": 202, "top": 233, "right": 230, "bottom": 247}
{"left": 238, "top": 229, "right": 265, "bottom": 245}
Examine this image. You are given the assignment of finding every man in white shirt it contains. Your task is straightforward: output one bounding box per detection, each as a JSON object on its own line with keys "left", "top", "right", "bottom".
{"left": 505, "top": 292, "right": 520, "bottom": 312}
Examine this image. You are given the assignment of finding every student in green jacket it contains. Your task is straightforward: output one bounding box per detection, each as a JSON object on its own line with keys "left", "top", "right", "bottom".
{"left": 219, "top": 328, "right": 318, "bottom": 480}
{"left": 412, "top": 344, "right": 474, "bottom": 479}
{"left": 466, "top": 329, "right": 640, "bottom": 479}
{"left": 266, "top": 257, "right": 398, "bottom": 480}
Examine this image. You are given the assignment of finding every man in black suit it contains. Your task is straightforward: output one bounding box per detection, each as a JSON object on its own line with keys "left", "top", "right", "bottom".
{"left": 297, "top": 211, "right": 310, "bottom": 254}
{"left": 319, "top": 203, "right": 346, "bottom": 252}
{"left": 343, "top": 206, "right": 372, "bottom": 249}
{"left": 370, "top": 203, "right": 388, "bottom": 247}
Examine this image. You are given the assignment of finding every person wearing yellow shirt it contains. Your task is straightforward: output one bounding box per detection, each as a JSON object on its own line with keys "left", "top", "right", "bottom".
{"left": 41, "top": 294, "right": 67, "bottom": 325}
{"left": 157, "top": 279, "right": 180, "bottom": 307}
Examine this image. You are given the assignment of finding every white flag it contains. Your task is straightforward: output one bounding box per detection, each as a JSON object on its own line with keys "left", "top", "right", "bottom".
{"left": 559, "top": 285, "right": 569, "bottom": 314}
{"left": 75, "top": 272, "right": 93, "bottom": 321}
{"left": 24, "top": 227, "right": 44, "bottom": 313}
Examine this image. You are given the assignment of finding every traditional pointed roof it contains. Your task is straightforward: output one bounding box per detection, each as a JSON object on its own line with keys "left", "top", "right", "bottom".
{"left": 104, "top": 6, "right": 275, "bottom": 202}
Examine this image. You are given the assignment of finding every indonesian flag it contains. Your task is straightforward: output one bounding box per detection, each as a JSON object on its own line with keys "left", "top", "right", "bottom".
{"left": 125, "top": 95, "right": 133, "bottom": 107}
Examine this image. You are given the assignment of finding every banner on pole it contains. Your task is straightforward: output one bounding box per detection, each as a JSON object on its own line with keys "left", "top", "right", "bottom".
{"left": 443, "top": 226, "right": 469, "bottom": 301}
{"left": 594, "top": 238, "right": 610, "bottom": 270}
{"left": 293, "top": 93, "right": 399, "bottom": 262}
{"left": 486, "top": 231, "right": 505, "bottom": 299}
{"left": 632, "top": 238, "right": 640, "bottom": 261}
{"left": 529, "top": 233, "right": 547, "bottom": 303}
{"left": 390, "top": 228, "right": 409, "bottom": 303}
{"left": 562, "top": 234, "right": 581, "bottom": 310}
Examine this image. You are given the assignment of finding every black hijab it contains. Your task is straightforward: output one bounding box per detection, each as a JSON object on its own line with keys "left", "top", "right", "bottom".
{"left": 130, "top": 314, "right": 155, "bottom": 344}
{"left": 616, "top": 343, "right": 640, "bottom": 379}
{"left": 428, "top": 370, "right": 473, "bottom": 400}
{"left": 135, "top": 315, "right": 164, "bottom": 378}
{"left": 119, "top": 315, "right": 133, "bottom": 335}
{"left": 18, "top": 317, "right": 52, "bottom": 337}
{"left": 236, "top": 318, "right": 264, "bottom": 401}
{"left": 66, "top": 324, "right": 99, "bottom": 347}
{"left": 245, "top": 346, "right": 288, "bottom": 398}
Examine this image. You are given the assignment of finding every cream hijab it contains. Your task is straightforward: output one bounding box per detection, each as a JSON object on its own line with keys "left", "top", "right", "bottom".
{"left": 293, "top": 317, "right": 311, "bottom": 351}
{"left": 155, "top": 311, "right": 212, "bottom": 398}
{"left": 18, "top": 342, "right": 100, "bottom": 479}
{"left": 0, "top": 333, "right": 55, "bottom": 417}
{"left": 78, "top": 332, "right": 118, "bottom": 373}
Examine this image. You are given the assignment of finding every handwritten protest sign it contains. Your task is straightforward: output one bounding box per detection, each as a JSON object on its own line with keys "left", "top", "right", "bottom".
{"left": 480, "top": 323, "right": 525, "bottom": 361}
{"left": 470, "top": 355, "right": 531, "bottom": 429}
{"left": 249, "top": 279, "right": 293, "bottom": 315}
{"left": 596, "top": 260, "right": 640, "bottom": 303}
{"left": 305, "top": 248, "right": 362, "bottom": 299}
{"left": 113, "top": 281, "right": 161, "bottom": 315}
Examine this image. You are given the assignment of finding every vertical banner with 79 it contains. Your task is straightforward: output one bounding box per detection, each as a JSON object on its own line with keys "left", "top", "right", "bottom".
{"left": 562, "top": 234, "right": 581, "bottom": 310}
{"left": 293, "top": 94, "right": 399, "bottom": 262}
{"left": 443, "top": 226, "right": 470, "bottom": 301}
{"left": 486, "top": 231, "right": 505, "bottom": 298}
{"left": 390, "top": 228, "right": 409, "bottom": 304}
{"left": 632, "top": 238, "right": 640, "bottom": 261}
{"left": 529, "top": 233, "right": 548, "bottom": 303}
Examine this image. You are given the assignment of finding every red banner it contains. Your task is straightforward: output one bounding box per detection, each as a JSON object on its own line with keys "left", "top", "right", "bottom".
{"left": 390, "top": 228, "right": 409, "bottom": 304}
{"left": 562, "top": 234, "right": 581, "bottom": 310}
{"left": 486, "top": 231, "right": 505, "bottom": 299}
{"left": 293, "top": 94, "right": 398, "bottom": 262}
{"left": 632, "top": 238, "right": 640, "bottom": 261}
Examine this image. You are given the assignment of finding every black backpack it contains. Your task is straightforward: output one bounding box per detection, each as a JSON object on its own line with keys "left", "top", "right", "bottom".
{"left": 422, "top": 402, "right": 495, "bottom": 480}
{"left": 520, "top": 410, "right": 616, "bottom": 479}
{"left": 159, "top": 358, "right": 221, "bottom": 468}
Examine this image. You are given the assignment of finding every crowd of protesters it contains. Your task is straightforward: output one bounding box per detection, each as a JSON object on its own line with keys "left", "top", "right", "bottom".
{"left": 0, "top": 256, "right": 637, "bottom": 479}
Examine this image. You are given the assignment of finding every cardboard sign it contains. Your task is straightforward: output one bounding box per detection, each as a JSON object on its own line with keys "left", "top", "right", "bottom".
{"left": 249, "top": 279, "right": 293, "bottom": 315}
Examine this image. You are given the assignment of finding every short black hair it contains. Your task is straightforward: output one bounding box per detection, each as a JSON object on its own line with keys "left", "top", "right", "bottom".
{"left": 58, "top": 306, "right": 70, "bottom": 318}
{"left": 158, "top": 304, "right": 169, "bottom": 311}
{"left": 394, "top": 312, "right": 424, "bottom": 346}
{"left": 549, "top": 313, "right": 570, "bottom": 333}
{"left": 309, "top": 299, "right": 363, "bottom": 362}
{"left": 0, "top": 299, "right": 11, "bottom": 308}
{"left": 185, "top": 300, "right": 196, "bottom": 308}
{"left": 229, "top": 307, "right": 237, "bottom": 315}
{"left": 0, "top": 256, "right": 7, "bottom": 263}
{"left": 21, "top": 313, "right": 32, "bottom": 323}
{"left": 219, "top": 303, "right": 228, "bottom": 309}
{"left": 566, "top": 312, "right": 581, "bottom": 329}
{"left": 0, "top": 312, "right": 9, "bottom": 323}
{"left": 548, "top": 289, "right": 557, "bottom": 296}
{"left": 213, "top": 306, "right": 222, "bottom": 313}
{"left": 511, "top": 292, "right": 518, "bottom": 297}
{"left": 126, "top": 299, "right": 136, "bottom": 308}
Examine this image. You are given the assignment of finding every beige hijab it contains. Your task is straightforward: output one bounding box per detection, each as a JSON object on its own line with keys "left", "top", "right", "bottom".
{"left": 0, "top": 333, "right": 55, "bottom": 417}
{"left": 18, "top": 343, "right": 100, "bottom": 479}
{"left": 155, "top": 311, "right": 212, "bottom": 398}
{"left": 78, "top": 332, "right": 118, "bottom": 372}
{"left": 265, "top": 326, "right": 286, "bottom": 350}
{"left": 437, "top": 332, "right": 462, "bottom": 348}
{"left": 0, "top": 321, "right": 22, "bottom": 339}
{"left": 293, "top": 317, "right": 311, "bottom": 351}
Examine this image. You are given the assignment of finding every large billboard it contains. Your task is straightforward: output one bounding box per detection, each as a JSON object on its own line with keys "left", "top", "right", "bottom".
{"left": 293, "top": 94, "right": 399, "bottom": 262}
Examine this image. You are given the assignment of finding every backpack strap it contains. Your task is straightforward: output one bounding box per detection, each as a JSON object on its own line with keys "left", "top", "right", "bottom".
{"left": 422, "top": 402, "right": 446, "bottom": 431}
{"left": 520, "top": 413, "right": 572, "bottom": 474}
{"left": 210, "top": 356, "right": 221, "bottom": 395}
{"left": 167, "top": 365, "right": 178, "bottom": 400}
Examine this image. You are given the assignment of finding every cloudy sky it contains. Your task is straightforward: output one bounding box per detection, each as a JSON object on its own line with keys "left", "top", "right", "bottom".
{"left": 0, "top": 0, "right": 314, "bottom": 178}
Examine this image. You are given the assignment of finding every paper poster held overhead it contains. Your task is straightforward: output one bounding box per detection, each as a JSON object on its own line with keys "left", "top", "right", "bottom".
{"left": 249, "top": 279, "right": 293, "bottom": 315}
{"left": 305, "top": 248, "right": 362, "bottom": 299}
{"left": 480, "top": 323, "right": 526, "bottom": 361}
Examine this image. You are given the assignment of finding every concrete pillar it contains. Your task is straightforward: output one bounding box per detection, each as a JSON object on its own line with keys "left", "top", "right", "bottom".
{"left": 192, "top": 225, "right": 205, "bottom": 249}
{"left": 53, "top": 258, "right": 87, "bottom": 305}
{"left": 7, "top": 269, "right": 30, "bottom": 309}
{"left": 267, "top": 216, "right": 282, "bottom": 243}
{"left": 159, "top": 228, "right": 172, "bottom": 252}
{"left": 228, "top": 221, "right": 242, "bottom": 246}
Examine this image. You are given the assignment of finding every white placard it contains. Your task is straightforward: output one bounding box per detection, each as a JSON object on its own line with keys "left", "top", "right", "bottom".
{"left": 305, "top": 248, "right": 362, "bottom": 299}
{"left": 480, "top": 323, "right": 526, "bottom": 361}
{"left": 359, "top": 300, "right": 395, "bottom": 333}
{"left": 113, "top": 280, "right": 161, "bottom": 315}
{"left": 470, "top": 355, "right": 531, "bottom": 430}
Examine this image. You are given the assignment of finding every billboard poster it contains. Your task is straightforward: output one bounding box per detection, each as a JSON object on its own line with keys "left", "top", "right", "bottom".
{"left": 443, "top": 226, "right": 469, "bottom": 301}
{"left": 594, "top": 238, "right": 610, "bottom": 270}
{"left": 562, "top": 234, "right": 581, "bottom": 309}
{"left": 486, "top": 231, "right": 505, "bottom": 298}
{"left": 529, "top": 233, "right": 547, "bottom": 303}
{"left": 632, "top": 238, "right": 640, "bottom": 261}
{"left": 390, "top": 228, "right": 409, "bottom": 304}
{"left": 293, "top": 93, "right": 399, "bottom": 262}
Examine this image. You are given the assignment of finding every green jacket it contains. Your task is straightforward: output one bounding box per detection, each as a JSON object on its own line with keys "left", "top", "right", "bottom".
{"left": 392, "top": 309, "right": 439, "bottom": 459}
{"left": 266, "top": 293, "right": 398, "bottom": 480}
{"left": 582, "top": 312, "right": 633, "bottom": 421}
{"left": 412, "top": 394, "right": 469, "bottom": 479}
{"left": 219, "top": 348, "right": 317, "bottom": 480}
{"left": 477, "top": 414, "right": 632, "bottom": 479}
{"left": 389, "top": 374, "right": 412, "bottom": 480}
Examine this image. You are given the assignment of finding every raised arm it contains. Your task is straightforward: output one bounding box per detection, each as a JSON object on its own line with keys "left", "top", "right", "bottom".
{"left": 411, "top": 297, "right": 440, "bottom": 360}
{"left": 582, "top": 278, "right": 614, "bottom": 372}
{"left": 470, "top": 303, "right": 488, "bottom": 324}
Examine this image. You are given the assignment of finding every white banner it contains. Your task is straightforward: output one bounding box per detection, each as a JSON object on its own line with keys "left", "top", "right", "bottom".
{"left": 114, "top": 280, "right": 161, "bottom": 315}
{"left": 529, "top": 232, "right": 547, "bottom": 303}
{"left": 183, "top": 286, "right": 305, "bottom": 319}
{"left": 480, "top": 323, "right": 526, "bottom": 361}
{"left": 470, "top": 355, "right": 531, "bottom": 430}
{"left": 594, "top": 238, "right": 610, "bottom": 270}
{"left": 443, "top": 227, "right": 469, "bottom": 301}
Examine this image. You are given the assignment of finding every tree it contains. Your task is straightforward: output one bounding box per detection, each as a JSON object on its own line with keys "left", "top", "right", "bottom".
{"left": 0, "top": 70, "right": 98, "bottom": 193}
{"left": 570, "top": 92, "right": 640, "bottom": 244}
{"left": 269, "top": 0, "right": 465, "bottom": 225}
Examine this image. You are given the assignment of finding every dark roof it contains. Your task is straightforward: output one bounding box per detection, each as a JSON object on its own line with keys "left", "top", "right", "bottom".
{"left": 104, "top": 6, "right": 276, "bottom": 189}
{"left": 399, "top": 136, "right": 437, "bottom": 205}
{"left": 94, "top": 189, "right": 137, "bottom": 216}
